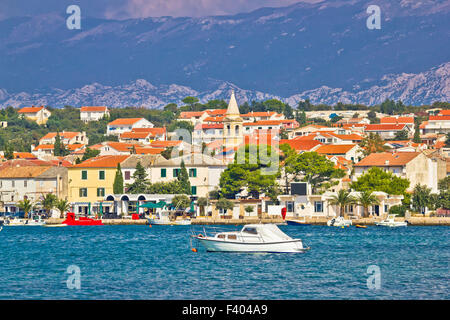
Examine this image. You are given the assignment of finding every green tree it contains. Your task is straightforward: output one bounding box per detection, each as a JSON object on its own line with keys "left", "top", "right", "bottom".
{"left": 438, "top": 176, "right": 450, "bottom": 192}
{"left": 351, "top": 167, "right": 410, "bottom": 196}
{"left": 394, "top": 130, "right": 409, "bottom": 140}
{"left": 42, "top": 193, "right": 57, "bottom": 215}
{"left": 55, "top": 198, "right": 70, "bottom": 218}
{"left": 413, "top": 120, "right": 422, "bottom": 143}
{"left": 3, "top": 143, "right": 14, "bottom": 160}
{"left": 356, "top": 191, "right": 380, "bottom": 217}
{"left": 171, "top": 194, "right": 191, "bottom": 210}
{"left": 292, "top": 151, "right": 345, "bottom": 194}
{"left": 197, "top": 197, "right": 208, "bottom": 216}
{"left": 244, "top": 206, "right": 254, "bottom": 216}
{"left": 177, "top": 160, "right": 191, "bottom": 195}
{"left": 126, "top": 161, "right": 149, "bottom": 194}
{"left": 327, "top": 189, "right": 357, "bottom": 217}
{"left": 216, "top": 198, "right": 234, "bottom": 214}
{"left": 181, "top": 96, "right": 200, "bottom": 111}
{"left": 18, "top": 198, "right": 33, "bottom": 218}
{"left": 54, "top": 132, "right": 62, "bottom": 156}
{"left": 359, "top": 133, "right": 387, "bottom": 156}
{"left": 81, "top": 147, "right": 100, "bottom": 161}
{"left": 113, "top": 163, "right": 124, "bottom": 194}
{"left": 146, "top": 180, "right": 184, "bottom": 194}
{"left": 411, "top": 184, "right": 432, "bottom": 214}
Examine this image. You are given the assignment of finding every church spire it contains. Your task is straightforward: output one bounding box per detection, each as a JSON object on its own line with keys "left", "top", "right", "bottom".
{"left": 225, "top": 90, "right": 241, "bottom": 119}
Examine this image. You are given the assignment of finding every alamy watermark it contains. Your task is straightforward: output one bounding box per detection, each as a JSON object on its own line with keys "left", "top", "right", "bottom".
{"left": 366, "top": 5, "right": 381, "bottom": 30}
{"left": 66, "top": 5, "right": 81, "bottom": 30}
{"left": 366, "top": 265, "right": 381, "bottom": 290}
{"left": 66, "top": 264, "right": 81, "bottom": 290}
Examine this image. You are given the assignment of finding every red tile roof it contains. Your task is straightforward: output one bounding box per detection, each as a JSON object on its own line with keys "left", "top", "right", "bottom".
{"left": 380, "top": 116, "right": 414, "bottom": 124}
{"left": 120, "top": 132, "right": 151, "bottom": 139}
{"left": 108, "top": 118, "right": 145, "bottom": 125}
{"left": 280, "top": 139, "right": 322, "bottom": 151}
{"left": 150, "top": 140, "right": 182, "bottom": 148}
{"left": 18, "top": 106, "right": 45, "bottom": 113}
{"left": 179, "top": 111, "right": 205, "bottom": 119}
{"left": 438, "top": 110, "right": 450, "bottom": 116}
{"left": 131, "top": 127, "right": 166, "bottom": 135}
{"left": 354, "top": 152, "right": 420, "bottom": 167}
{"left": 429, "top": 115, "right": 450, "bottom": 121}
{"left": 315, "top": 144, "right": 357, "bottom": 155}
{"left": 72, "top": 155, "right": 130, "bottom": 168}
{"left": 40, "top": 131, "right": 81, "bottom": 141}
{"left": 80, "top": 106, "right": 107, "bottom": 112}
{"left": 364, "top": 124, "right": 406, "bottom": 131}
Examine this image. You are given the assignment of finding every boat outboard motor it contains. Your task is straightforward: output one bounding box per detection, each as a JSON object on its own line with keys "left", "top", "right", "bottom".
{"left": 330, "top": 218, "right": 335, "bottom": 226}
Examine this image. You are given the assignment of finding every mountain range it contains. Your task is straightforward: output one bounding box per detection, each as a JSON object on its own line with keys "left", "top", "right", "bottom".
{"left": 0, "top": 0, "right": 449, "bottom": 108}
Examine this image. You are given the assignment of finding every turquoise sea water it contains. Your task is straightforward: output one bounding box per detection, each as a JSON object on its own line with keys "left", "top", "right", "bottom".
{"left": 0, "top": 225, "right": 448, "bottom": 300}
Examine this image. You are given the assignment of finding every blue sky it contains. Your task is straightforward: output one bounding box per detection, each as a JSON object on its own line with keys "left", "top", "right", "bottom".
{"left": 0, "top": 0, "right": 324, "bottom": 20}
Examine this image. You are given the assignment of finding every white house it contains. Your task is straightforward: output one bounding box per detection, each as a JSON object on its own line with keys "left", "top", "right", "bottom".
{"left": 18, "top": 106, "right": 51, "bottom": 125}
{"left": 80, "top": 106, "right": 109, "bottom": 122}
{"left": 107, "top": 118, "right": 154, "bottom": 136}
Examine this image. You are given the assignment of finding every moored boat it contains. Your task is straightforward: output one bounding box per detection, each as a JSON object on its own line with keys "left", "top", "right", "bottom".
{"left": 327, "top": 216, "right": 352, "bottom": 227}
{"left": 62, "top": 212, "right": 103, "bottom": 226}
{"left": 285, "top": 218, "right": 310, "bottom": 226}
{"left": 191, "top": 224, "right": 309, "bottom": 253}
{"left": 375, "top": 214, "right": 407, "bottom": 227}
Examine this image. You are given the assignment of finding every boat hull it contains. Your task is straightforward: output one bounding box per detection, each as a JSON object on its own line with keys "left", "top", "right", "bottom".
{"left": 286, "top": 220, "right": 310, "bottom": 226}
{"left": 196, "top": 237, "right": 308, "bottom": 253}
{"left": 375, "top": 222, "right": 407, "bottom": 227}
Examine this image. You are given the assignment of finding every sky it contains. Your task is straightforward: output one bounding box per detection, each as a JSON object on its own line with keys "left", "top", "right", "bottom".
{"left": 0, "top": 0, "right": 324, "bottom": 20}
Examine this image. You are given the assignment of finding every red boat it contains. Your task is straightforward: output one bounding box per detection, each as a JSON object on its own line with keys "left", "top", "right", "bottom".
{"left": 62, "top": 212, "right": 104, "bottom": 226}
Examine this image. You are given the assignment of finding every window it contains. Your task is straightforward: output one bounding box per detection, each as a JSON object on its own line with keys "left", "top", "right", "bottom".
{"left": 97, "top": 188, "right": 105, "bottom": 197}
{"left": 81, "top": 170, "right": 87, "bottom": 180}
{"left": 99, "top": 170, "right": 105, "bottom": 180}
{"left": 384, "top": 205, "right": 388, "bottom": 213}
{"left": 242, "top": 227, "right": 257, "bottom": 235}
{"left": 24, "top": 180, "right": 27, "bottom": 188}
{"left": 189, "top": 168, "right": 197, "bottom": 177}
{"left": 12, "top": 181, "right": 15, "bottom": 188}
{"left": 286, "top": 201, "right": 294, "bottom": 213}
{"left": 191, "top": 186, "right": 197, "bottom": 195}
{"left": 79, "top": 188, "right": 87, "bottom": 197}
{"left": 173, "top": 168, "right": 180, "bottom": 178}
{"left": 124, "top": 171, "right": 131, "bottom": 180}
{"left": 161, "top": 169, "right": 166, "bottom": 178}
{"left": 314, "top": 201, "right": 323, "bottom": 213}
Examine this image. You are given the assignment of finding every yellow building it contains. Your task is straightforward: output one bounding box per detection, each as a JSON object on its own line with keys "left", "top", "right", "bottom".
{"left": 18, "top": 106, "right": 51, "bottom": 125}
{"left": 68, "top": 155, "right": 129, "bottom": 215}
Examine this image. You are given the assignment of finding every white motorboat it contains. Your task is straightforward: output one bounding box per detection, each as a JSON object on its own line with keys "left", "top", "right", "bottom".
{"left": 375, "top": 214, "right": 408, "bottom": 227}
{"left": 4, "top": 215, "right": 46, "bottom": 226}
{"left": 191, "top": 224, "right": 309, "bottom": 253}
{"left": 4, "top": 218, "right": 28, "bottom": 226}
{"left": 327, "top": 216, "right": 352, "bottom": 227}
{"left": 148, "top": 211, "right": 191, "bottom": 225}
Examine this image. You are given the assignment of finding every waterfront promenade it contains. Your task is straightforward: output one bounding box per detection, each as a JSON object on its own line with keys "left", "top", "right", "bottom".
{"left": 41, "top": 216, "right": 450, "bottom": 226}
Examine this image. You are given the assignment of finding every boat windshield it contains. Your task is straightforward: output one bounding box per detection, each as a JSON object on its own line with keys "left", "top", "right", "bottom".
{"left": 242, "top": 227, "right": 258, "bottom": 235}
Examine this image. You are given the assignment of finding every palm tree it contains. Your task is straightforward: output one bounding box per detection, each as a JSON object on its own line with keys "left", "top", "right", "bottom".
{"left": 328, "top": 189, "right": 357, "bottom": 217}
{"left": 42, "top": 193, "right": 57, "bottom": 216}
{"left": 356, "top": 191, "right": 380, "bottom": 217}
{"left": 55, "top": 198, "right": 70, "bottom": 218}
{"left": 18, "top": 198, "right": 33, "bottom": 219}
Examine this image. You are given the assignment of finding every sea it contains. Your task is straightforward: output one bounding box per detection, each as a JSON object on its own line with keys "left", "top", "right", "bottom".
{"left": 0, "top": 225, "right": 448, "bottom": 299}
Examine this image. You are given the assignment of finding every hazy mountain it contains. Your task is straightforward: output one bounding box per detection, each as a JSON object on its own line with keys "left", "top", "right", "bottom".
{"left": 0, "top": 0, "right": 449, "bottom": 107}
{"left": 1, "top": 62, "right": 448, "bottom": 108}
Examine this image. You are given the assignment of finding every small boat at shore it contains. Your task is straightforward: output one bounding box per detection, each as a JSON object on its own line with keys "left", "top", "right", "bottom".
{"left": 148, "top": 211, "right": 191, "bottom": 225}
{"left": 191, "top": 224, "right": 309, "bottom": 253}
{"left": 62, "top": 212, "right": 103, "bottom": 226}
{"left": 375, "top": 214, "right": 407, "bottom": 227}
{"left": 327, "top": 216, "right": 352, "bottom": 227}
{"left": 3, "top": 215, "right": 46, "bottom": 226}
{"left": 285, "top": 218, "right": 310, "bottom": 226}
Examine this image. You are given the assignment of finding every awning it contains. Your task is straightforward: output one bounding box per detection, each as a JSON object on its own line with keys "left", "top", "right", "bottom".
{"left": 139, "top": 201, "right": 167, "bottom": 209}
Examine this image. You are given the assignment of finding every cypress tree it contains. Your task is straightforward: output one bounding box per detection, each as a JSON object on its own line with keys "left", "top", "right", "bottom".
{"left": 54, "top": 132, "right": 62, "bottom": 156}
{"left": 413, "top": 119, "right": 421, "bottom": 143}
{"left": 126, "top": 161, "right": 149, "bottom": 193}
{"left": 113, "top": 163, "right": 124, "bottom": 194}
{"left": 177, "top": 160, "right": 191, "bottom": 195}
